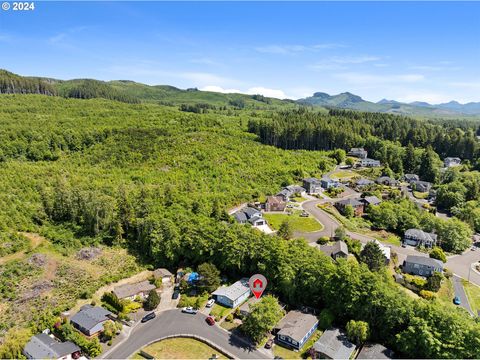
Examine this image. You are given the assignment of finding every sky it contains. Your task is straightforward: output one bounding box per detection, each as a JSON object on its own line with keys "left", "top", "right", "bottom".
{"left": 1, "top": 1, "right": 479, "bottom": 103}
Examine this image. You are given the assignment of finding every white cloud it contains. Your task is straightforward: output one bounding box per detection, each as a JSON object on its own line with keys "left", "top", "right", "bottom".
{"left": 449, "top": 81, "right": 480, "bottom": 89}
{"left": 255, "top": 43, "right": 345, "bottom": 54}
{"left": 200, "top": 85, "right": 288, "bottom": 99}
{"left": 310, "top": 56, "right": 381, "bottom": 70}
{"left": 334, "top": 72, "right": 425, "bottom": 84}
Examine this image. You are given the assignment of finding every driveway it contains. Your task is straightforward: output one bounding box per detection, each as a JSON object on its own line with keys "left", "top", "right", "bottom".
{"left": 452, "top": 275, "right": 474, "bottom": 316}
{"left": 102, "top": 309, "right": 268, "bottom": 359}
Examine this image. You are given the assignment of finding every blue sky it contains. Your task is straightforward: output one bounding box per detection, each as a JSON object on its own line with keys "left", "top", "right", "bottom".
{"left": 1, "top": 1, "right": 479, "bottom": 103}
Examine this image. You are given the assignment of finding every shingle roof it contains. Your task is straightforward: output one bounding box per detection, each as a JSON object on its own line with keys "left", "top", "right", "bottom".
{"left": 405, "top": 228, "right": 437, "bottom": 242}
{"left": 276, "top": 311, "right": 318, "bottom": 343}
{"left": 304, "top": 178, "right": 321, "bottom": 184}
{"left": 266, "top": 196, "right": 286, "bottom": 205}
{"left": 336, "top": 198, "right": 363, "bottom": 207}
{"left": 212, "top": 278, "right": 250, "bottom": 302}
{"left": 405, "top": 255, "right": 443, "bottom": 268}
{"left": 356, "top": 178, "right": 374, "bottom": 186}
{"left": 113, "top": 280, "right": 156, "bottom": 299}
{"left": 357, "top": 343, "right": 394, "bottom": 359}
{"left": 363, "top": 196, "right": 382, "bottom": 205}
{"left": 312, "top": 328, "right": 355, "bottom": 359}
{"left": 70, "top": 305, "right": 112, "bottom": 331}
{"left": 333, "top": 241, "right": 348, "bottom": 255}
{"left": 24, "top": 333, "right": 80, "bottom": 359}
{"left": 153, "top": 268, "right": 173, "bottom": 278}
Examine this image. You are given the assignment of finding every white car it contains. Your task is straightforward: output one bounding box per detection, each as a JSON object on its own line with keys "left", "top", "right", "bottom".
{"left": 206, "top": 299, "right": 215, "bottom": 307}
{"left": 182, "top": 307, "right": 198, "bottom": 314}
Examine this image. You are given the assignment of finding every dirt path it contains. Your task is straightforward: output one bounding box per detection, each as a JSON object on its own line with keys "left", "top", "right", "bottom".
{"left": 0, "top": 232, "right": 46, "bottom": 265}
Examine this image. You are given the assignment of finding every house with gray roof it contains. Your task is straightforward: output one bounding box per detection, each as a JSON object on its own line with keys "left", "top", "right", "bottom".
{"left": 233, "top": 207, "right": 266, "bottom": 227}
{"left": 348, "top": 148, "right": 368, "bottom": 159}
{"left": 376, "top": 176, "right": 398, "bottom": 186}
{"left": 153, "top": 268, "right": 173, "bottom": 283}
{"left": 444, "top": 157, "right": 461, "bottom": 168}
{"left": 361, "top": 195, "right": 382, "bottom": 207}
{"left": 321, "top": 176, "right": 339, "bottom": 190}
{"left": 212, "top": 278, "right": 250, "bottom": 308}
{"left": 23, "top": 333, "right": 81, "bottom": 360}
{"left": 303, "top": 178, "right": 322, "bottom": 194}
{"left": 403, "top": 174, "right": 419, "bottom": 183}
{"left": 335, "top": 198, "right": 364, "bottom": 217}
{"left": 355, "top": 178, "right": 374, "bottom": 189}
{"left": 403, "top": 228, "right": 437, "bottom": 248}
{"left": 411, "top": 180, "right": 432, "bottom": 193}
{"left": 311, "top": 327, "right": 356, "bottom": 359}
{"left": 320, "top": 241, "right": 349, "bottom": 260}
{"left": 360, "top": 158, "right": 381, "bottom": 167}
{"left": 357, "top": 343, "right": 395, "bottom": 359}
{"left": 403, "top": 255, "right": 444, "bottom": 277}
{"left": 70, "top": 304, "right": 113, "bottom": 336}
{"left": 277, "top": 185, "right": 307, "bottom": 201}
{"left": 113, "top": 280, "right": 156, "bottom": 300}
{"left": 275, "top": 310, "right": 318, "bottom": 350}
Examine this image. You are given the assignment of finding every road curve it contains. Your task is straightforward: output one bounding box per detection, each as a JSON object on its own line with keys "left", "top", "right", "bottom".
{"left": 102, "top": 309, "right": 269, "bottom": 359}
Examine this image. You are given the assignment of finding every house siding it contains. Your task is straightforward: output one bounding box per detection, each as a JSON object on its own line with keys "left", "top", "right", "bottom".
{"left": 276, "top": 322, "right": 318, "bottom": 350}
{"left": 214, "top": 291, "right": 249, "bottom": 308}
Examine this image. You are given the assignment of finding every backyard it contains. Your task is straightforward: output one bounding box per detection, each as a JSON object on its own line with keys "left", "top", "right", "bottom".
{"left": 132, "top": 337, "right": 227, "bottom": 359}
{"left": 264, "top": 211, "right": 323, "bottom": 233}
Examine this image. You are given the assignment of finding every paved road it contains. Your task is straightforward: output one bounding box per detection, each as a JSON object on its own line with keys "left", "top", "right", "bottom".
{"left": 103, "top": 309, "right": 268, "bottom": 359}
{"left": 447, "top": 250, "right": 480, "bottom": 286}
{"left": 453, "top": 275, "right": 474, "bottom": 315}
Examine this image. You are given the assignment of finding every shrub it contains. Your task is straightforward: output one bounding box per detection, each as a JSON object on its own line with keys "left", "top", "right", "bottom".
{"left": 144, "top": 289, "right": 160, "bottom": 311}
{"left": 226, "top": 314, "right": 234, "bottom": 322}
{"left": 419, "top": 290, "right": 436, "bottom": 300}
{"left": 317, "top": 236, "right": 330, "bottom": 245}
{"left": 430, "top": 247, "right": 447, "bottom": 263}
{"left": 318, "top": 308, "right": 335, "bottom": 330}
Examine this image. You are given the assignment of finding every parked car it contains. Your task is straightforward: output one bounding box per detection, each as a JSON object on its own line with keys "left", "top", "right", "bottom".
{"left": 453, "top": 296, "right": 461, "bottom": 305}
{"left": 141, "top": 312, "right": 156, "bottom": 323}
{"left": 471, "top": 246, "right": 477, "bottom": 251}
{"left": 182, "top": 306, "right": 198, "bottom": 314}
{"left": 265, "top": 339, "right": 274, "bottom": 349}
{"left": 206, "top": 316, "right": 215, "bottom": 325}
{"left": 172, "top": 290, "right": 180, "bottom": 299}
{"left": 299, "top": 211, "right": 309, "bottom": 217}
{"left": 206, "top": 299, "right": 215, "bottom": 307}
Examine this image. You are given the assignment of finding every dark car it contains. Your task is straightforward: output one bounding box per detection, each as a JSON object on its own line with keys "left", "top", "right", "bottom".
{"left": 141, "top": 312, "right": 156, "bottom": 323}
{"left": 206, "top": 316, "right": 215, "bottom": 326}
{"left": 172, "top": 290, "right": 180, "bottom": 299}
{"left": 265, "top": 339, "right": 274, "bottom": 349}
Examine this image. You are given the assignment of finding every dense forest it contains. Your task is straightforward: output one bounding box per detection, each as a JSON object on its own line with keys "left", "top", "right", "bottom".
{"left": 0, "top": 70, "right": 56, "bottom": 96}
{"left": 0, "top": 88, "right": 480, "bottom": 358}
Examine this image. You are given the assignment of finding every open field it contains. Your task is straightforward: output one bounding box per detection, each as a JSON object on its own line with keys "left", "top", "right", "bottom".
{"left": 264, "top": 211, "right": 323, "bottom": 233}
{"left": 132, "top": 337, "right": 227, "bottom": 359}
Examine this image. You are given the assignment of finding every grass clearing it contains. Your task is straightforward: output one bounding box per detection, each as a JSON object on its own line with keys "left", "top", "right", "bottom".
{"left": 210, "top": 303, "right": 232, "bottom": 320}
{"left": 413, "top": 191, "right": 428, "bottom": 199}
{"left": 330, "top": 170, "right": 357, "bottom": 180}
{"left": 462, "top": 280, "right": 480, "bottom": 315}
{"left": 437, "top": 277, "right": 455, "bottom": 306}
{"left": 264, "top": 211, "right": 323, "bottom": 233}
{"left": 132, "top": 337, "right": 227, "bottom": 359}
{"left": 291, "top": 196, "right": 307, "bottom": 203}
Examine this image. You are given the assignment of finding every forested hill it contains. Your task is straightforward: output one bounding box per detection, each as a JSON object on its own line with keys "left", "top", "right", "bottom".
{"left": 0, "top": 70, "right": 57, "bottom": 95}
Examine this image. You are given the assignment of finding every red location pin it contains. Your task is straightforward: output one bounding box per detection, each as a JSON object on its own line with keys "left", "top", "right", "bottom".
{"left": 249, "top": 274, "right": 267, "bottom": 299}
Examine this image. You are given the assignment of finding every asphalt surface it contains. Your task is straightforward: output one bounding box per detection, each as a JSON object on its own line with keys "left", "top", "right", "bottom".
{"left": 103, "top": 309, "right": 269, "bottom": 359}
{"left": 453, "top": 275, "right": 474, "bottom": 315}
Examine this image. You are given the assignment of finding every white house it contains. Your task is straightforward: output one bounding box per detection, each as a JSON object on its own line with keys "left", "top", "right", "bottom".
{"left": 212, "top": 278, "right": 250, "bottom": 308}
{"left": 444, "top": 157, "right": 461, "bottom": 168}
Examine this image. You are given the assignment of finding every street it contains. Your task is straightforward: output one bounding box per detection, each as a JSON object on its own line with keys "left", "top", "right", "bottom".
{"left": 453, "top": 275, "right": 474, "bottom": 315}
{"left": 102, "top": 309, "right": 269, "bottom": 359}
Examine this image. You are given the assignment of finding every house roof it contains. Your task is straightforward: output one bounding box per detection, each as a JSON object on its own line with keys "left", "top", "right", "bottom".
{"left": 276, "top": 311, "right": 318, "bottom": 343}
{"left": 70, "top": 305, "right": 112, "bottom": 331}
{"left": 445, "top": 157, "right": 461, "bottom": 162}
{"left": 312, "top": 328, "right": 355, "bottom": 359}
{"left": 234, "top": 207, "right": 261, "bottom": 222}
{"left": 373, "top": 240, "right": 390, "bottom": 260}
{"left": 239, "top": 296, "right": 261, "bottom": 314}
{"left": 362, "top": 158, "right": 379, "bottom": 162}
{"left": 303, "top": 177, "right": 321, "bottom": 184}
{"left": 153, "top": 268, "right": 173, "bottom": 278}
{"left": 336, "top": 198, "right": 363, "bottom": 207}
{"left": 113, "top": 280, "right": 156, "bottom": 299}
{"left": 357, "top": 343, "right": 395, "bottom": 359}
{"left": 404, "top": 173, "right": 419, "bottom": 181}
{"left": 333, "top": 241, "right": 348, "bottom": 255}
{"left": 234, "top": 211, "right": 248, "bottom": 222}
{"left": 405, "top": 255, "right": 443, "bottom": 269}
{"left": 363, "top": 196, "right": 382, "bottom": 205}
{"left": 266, "top": 196, "right": 286, "bottom": 205}
{"left": 405, "top": 228, "right": 437, "bottom": 242}
{"left": 243, "top": 207, "right": 261, "bottom": 218}
{"left": 356, "top": 178, "right": 374, "bottom": 186}
{"left": 24, "top": 334, "right": 80, "bottom": 359}
{"left": 212, "top": 278, "right": 250, "bottom": 301}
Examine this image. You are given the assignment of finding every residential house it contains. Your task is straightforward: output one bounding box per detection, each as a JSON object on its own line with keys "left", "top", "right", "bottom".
{"left": 112, "top": 280, "right": 156, "bottom": 300}
{"left": 311, "top": 328, "right": 356, "bottom": 359}
{"left": 277, "top": 185, "right": 306, "bottom": 201}
{"left": 355, "top": 178, "right": 374, "bottom": 189}
{"left": 357, "top": 343, "right": 395, "bottom": 359}
{"left": 153, "top": 268, "right": 173, "bottom": 283}
{"left": 411, "top": 180, "right": 432, "bottom": 193}
{"left": 403, "top": 255, "right": 444, "bottom": 277}
{"left": 375, "top": 176, "right": 398, "bottom": 186}
{"left": 320, "top": 176, "right": 339, "bottom": 190}
{"left": 444, "top": 157, "right": 461, "bottom": 168}
{"left": 360, "top": 158, "right": 381, "bottom": 167}
{"left": 70, "top": 305, "right": 113, "bottom": 337}
{"left": 212, "top": 278, "right": 250, "bottom": 308}
{"left": 233, "top": 207, "right": 267, "bottom": 227}
{"left": 348, "top": 148, "right": 368, "bottom": 159}
{"left": 335, "top": 198, "right": 364, "bottom": 217}
{"left": 320, "top": 241, "right": 349, "bottom": 260}
{"left": 274, "top": 310, "right": 319, "bottom": 350}
{"left": 239, "top": 296, "right": 261, "bottom": 317}
{"left": 403, "top": 174, "right": 419, "bottom": 183}
{"left": 403, "top": 228, "right": 437, "bottom": 248}
{"left": 265, "top": 196, "right": 287, "bottom": 212}
{"left": 303, "top": 178, "right": 322, "bottom": 194}
{"left": 361, "top": 196, "right": 382, "bottom": 209}
{"left": 23, "top": 333, "right": 81, "bottom": 360}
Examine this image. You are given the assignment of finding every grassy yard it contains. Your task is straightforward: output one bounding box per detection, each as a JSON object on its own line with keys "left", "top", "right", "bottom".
{"left": 330, "top": 170, "right": 357, "bottom": 180}
{"left": 210, "top": 303, "right": 232, "bottom": 320}
{"left": 272, "top": 330, "right": 322, "bottom": 359}
{"left": 413, "top": 191, "right": 428, "bottom": 199}
{"left": 291, "top": 196, "right": 307, "bottom": 203}
{"left": 132, "top": 337, "right": 227, "bottom": 359}
{"left": 462, "top": 280, "right": 480, "bottom": 315}
{"left": 220, "top": 320, "right": 240, "bottom": 331}
{"left": 264, "top": 211, "right": 323, "bottom": 233}
{"left": 437, "top": 277, "right": 455, "bottom": 306}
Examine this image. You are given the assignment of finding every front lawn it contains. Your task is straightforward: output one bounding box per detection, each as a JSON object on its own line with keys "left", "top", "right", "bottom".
{"left": 264, "top": 211, "right": 323, "bottom": 233}
{"left": 437, "top": 277, "right": 455, "bottom": 306}
{"left": 462, "top": 280, "right": 480, "bottom": 314}
{"left": 132, "top": 337, "right": 227, "bottom": 359}
{"left": 330, "top": 170, "right": 356, "bottom": 180}
{"left": 292, "top": 196, "right": 307, "bottom": 203}
{"left": 272, "top": 330, "right": 322, "bottom": 359}
{"left": 413, "top": 191, "right": 428, "bottom": 199}
{"left": 210, "top": 303, "right": 232, "bottom": 320}
{"left": 177, "top": 292, "right": 209, "bottom": 309}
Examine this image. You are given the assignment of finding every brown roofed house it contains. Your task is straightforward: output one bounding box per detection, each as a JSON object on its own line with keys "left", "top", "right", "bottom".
{"left": 112, "top": 280, "right": 156, "bottom": 300}
{"left": 265, "top": 195, "right": 287, "bottom": 212}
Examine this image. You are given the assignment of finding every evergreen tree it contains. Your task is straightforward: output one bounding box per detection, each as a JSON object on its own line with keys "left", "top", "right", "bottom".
{"left": 360, "top": 241, "right": 386, "bottom": 271}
